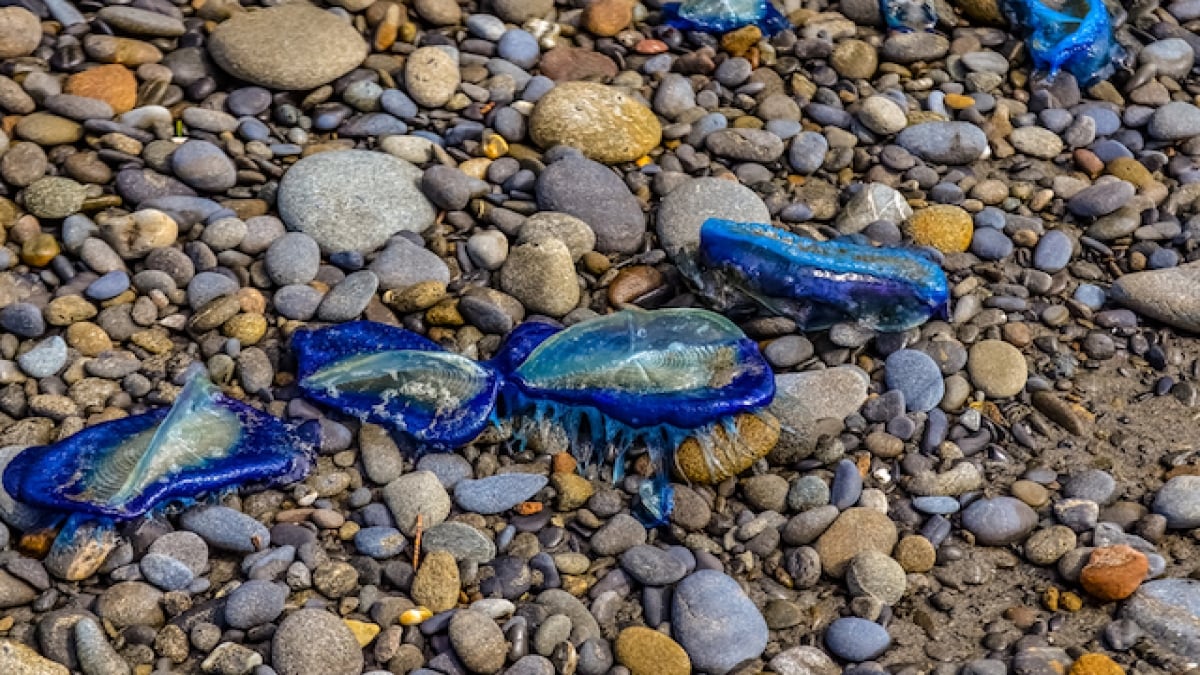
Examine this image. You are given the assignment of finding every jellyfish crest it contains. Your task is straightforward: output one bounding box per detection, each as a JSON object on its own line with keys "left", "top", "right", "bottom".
{"left": 883, "top": 0, "right": 937, "bottom": 32}
{"left": 3, "top": 375, "right": 316, "bottom": 520}
{"left": 508, "top": 308, "right": 774, "bottom": 431}
{"left": 694, "top": 218, "right": 950, "bottom": 332}
{"left": 293, "top": 321, "right": 501, "bottom": 452}
{"left": 488, "top": 320, "right": 562, "bottom": 377}
{"left": 663, "top": 0, "right": 791, "bottom": 34}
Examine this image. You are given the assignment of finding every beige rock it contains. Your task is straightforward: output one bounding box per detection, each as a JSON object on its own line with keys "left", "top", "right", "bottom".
{"left": 530, "top": 82, "right": 661, "bottom": 164}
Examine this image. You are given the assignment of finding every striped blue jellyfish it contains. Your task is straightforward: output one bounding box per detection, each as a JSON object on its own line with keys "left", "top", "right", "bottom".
{"left": 292, "top": 321, "right": 501, "bottom": 454}
{"left": 4, "top": 375, "right": 316, "bottom": 520}
{"left": 1005, "top": 0, "right": 1123, "bottom": 85}
{"left": 689, "top": 219, "right": 950, "bottom": 332}
{"left": 493, "top": 309, "right": 776, "bottom": 525}
{"left": 662, "top": 0, "right": 791, "bottom": 34}
{"left": 1, "top": 375, "right": 316, "bottom": 577}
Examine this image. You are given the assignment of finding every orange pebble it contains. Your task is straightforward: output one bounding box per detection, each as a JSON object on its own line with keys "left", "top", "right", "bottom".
{"left": 634, "top": 39, "right": 669, "bottom": 54}
{"left": 552, "top": 452, "right": 578, "bottom": 475}
{"left": 514, "top": 502, "right": 543, "bottom": 516}
{"left": 1079, "top": 545, "right": 1148, "bottom": 601}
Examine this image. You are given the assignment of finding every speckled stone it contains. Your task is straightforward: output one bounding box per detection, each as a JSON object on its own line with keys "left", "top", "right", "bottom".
{"left": 530, "top": 82, "right": 662, "bottom": 163}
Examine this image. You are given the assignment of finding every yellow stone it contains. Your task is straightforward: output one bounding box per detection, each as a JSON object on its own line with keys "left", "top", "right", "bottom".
{"left": 1069, "top": 653, "right": 1125, "bottom": 675}
{"left": 425, "top": 299, "right": 464, "bottom": 326}
{"left": 530, "top": 82, "right": 661, "bottom": 164}
{"left": 615, "top": 626, "right": 691, "bottom": 675}
{"left": 481, "top": 131, "right": 508, "bottom": 159}
{"left": 944, "top": 93, "right": 975, "bottom": 110}
{"left": 721, "top": 25, "right": 762, "bottom": 56}
{"left": 384, "top": 281, "right": 446, "bottom": 313}
{"left": 21, "top": 233, "right": 59, "bottom": 267}
{"left": 66, "top": 321, "right": 113, "bottom": 357}
{"left": 222, "top": 313, "right": 267, "bottom": 345}
{"left": 674, "top": 412, "right": 780, "bottom": 484}
{"left": 0, "top": 639, "right": 70, "bottom": 674}
{"left": 344, "top": 619, "right": 381, "bottom": 647}
{"left": 907, "top": 205, "right": 973, "bottom": 253}
{"left": 1106, "top": 157, "right": 1153, "bottom": 188}
{"left": 399, "top": 607, "right": 433, "bottom": 626}
{"left": 459, "top": 157, "right": 492, "bottom": 180}
{"left": 130, "top": 328, "right": 174, "bottom": 354}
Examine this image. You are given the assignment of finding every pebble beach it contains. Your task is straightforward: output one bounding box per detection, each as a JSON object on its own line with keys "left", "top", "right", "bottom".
{"left": 0, "top": 0, "right": 1197, "bottom": 674}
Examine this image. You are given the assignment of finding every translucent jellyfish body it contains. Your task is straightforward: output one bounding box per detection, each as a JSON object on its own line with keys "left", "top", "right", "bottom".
{"left": 662, "top": 0, "right": 791, "bottom": 34}
{"left": 2, "top": 376, "right": 317, "bottom": 520}
{"left": 495, "top": 309, "right": 776, "bottom": 525}
{"left": 690, "top": 218, "right": 950, "bottom": 332}
{"left": 1006, "top": 0, "right": 1122, "bottom": 85}
{"left": 293, "top": 320, "right": 501, "bottom": 453}
{"left": 883, "top": 0, "right": 937, "bottom": 32}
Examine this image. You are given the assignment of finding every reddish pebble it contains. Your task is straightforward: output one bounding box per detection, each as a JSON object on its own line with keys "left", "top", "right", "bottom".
{"left": 1079, "top": 544, "right": 1148, "bottom": 601}
{"left": 634, "top": 39, "right": 669, "bottom": 54}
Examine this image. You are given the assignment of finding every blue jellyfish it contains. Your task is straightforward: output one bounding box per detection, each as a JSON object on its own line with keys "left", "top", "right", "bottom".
{"left": 292, "top": 321, "right": 501, "bottom": 454}
{"left": 687, "top": 218, "right": 950, "bottom": 332}
{"left": 883, "top": 0, "right": 937, "bottom": 32}
{"left": 3, "top": 375, "right": 316, "bottom": 520}
{"left": 1005, "top": 0, "right": 1123, "bottom": 85}
{"left": 662, "top": 0, "right": 791, "bottom": 34}
{"left": 494, "top": 309, "right": 776, "bottom": 525}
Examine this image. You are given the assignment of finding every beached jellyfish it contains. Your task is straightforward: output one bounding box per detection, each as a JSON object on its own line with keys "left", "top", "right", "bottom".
{"left": 1005, "top": 0, "right": 1123, "bottom": 85}
{"left": 662, "top": 0, "right": 791, "bottom": 34}
{"left": 2, "top": 375, "right": 317, "bottom": 520}
{"left": 293, "top": 320, "right": 501, "bottom": 453}
{"left": 687, "top": 218, "right": 950, "bottom": 332}
{"left": 494, "top": 308, "right": 776, "bottom": 525}
{"left": 883, "top": 0, "right": 937, "bottom": 32}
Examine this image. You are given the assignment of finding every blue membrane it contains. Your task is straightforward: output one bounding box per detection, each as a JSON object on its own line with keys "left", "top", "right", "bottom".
{"left": 2, "top": 376, "right": 316, "bottom": 520}
{"left": 692, "top": 219, "right": 950, "bottom": 332}
{"left": 1006, "top": 0, "right": 1122, "bottom": 85}
{"left": 883, "top": 0, "right": 937, "bottom": 32}
{"left": 663, "top": 0, "right": 791, "bottom": 34}
{"left": 499, "top": 309, "right": 775, "bottom": 526}
{"left": 293, "top": 321, "right": 501, "bottom": 452}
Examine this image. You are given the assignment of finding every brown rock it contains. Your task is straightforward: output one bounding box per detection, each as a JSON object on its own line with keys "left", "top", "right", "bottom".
{"left": 83, "top": 35, "right": 164, "bottom": 65}
{"left": 583, "top": 0, "right": 633, "bottom": 37}
{"left": 814, "top": 507, "right": 899, "bottom": 578}
{"left": 607, "top": 265, "right": 664, "bottom": 306}
{"left": 550, "top": 473, "right": 594, "bottom": 511}
{"left": 411, "top": 551, "right": 459, "bottom": 613}
{"left": 1079, "top": 545, "right": 1148, "bottom": 601}
{"left": 615, "top": 626, "right": 690, "bottom": 675}
{"left": 15, "top": 113, "right": 83, "bottom": 146}
{"left": 66, "top": 65, "right": 139, "bottom": 114}
{"left": 674, "top": 412, "right": 780, "bottom": 484}
{"left": 66, "top": 322, "right": 113, "bottom": 357}
{"left": 0, "top": 7, "right": 41, "bottom": 59}
{"left": 530, "top": 81, "right": 661, "bottom": 163}
{"left": 539, "top": 46, "right": 619, "bottom": 82}
{"left": 830, "top": 39, "right": 878, "bottom": 80}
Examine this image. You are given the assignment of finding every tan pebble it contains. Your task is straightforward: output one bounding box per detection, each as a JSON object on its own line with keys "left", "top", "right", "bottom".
{"left": 20, "top": 233, "right": 60, "bottom": 267}
{"left": 130, "top": 328, "right": 173, "bottom": 354}
{"left": 1011, "top": 479, "right": 1050, "bottom": 507}
{"left": 222, "top": 313, "right": 267, "bottom": 345}
{"left": 893, "top": 534, "right": 936, "bottom": 572}
{"left": 607, "top": 265, "right": 664, "bottom": 306}
{"left": 615, "top": 626, "right": 690, "bottom": 675}
{"left": 529, "top": 82, "right": 660, "bottom": 164}
{"left": 582, "top": 0, "right": 633, "bottom": 37}
{"left": 674, "top": 412, "right": 780, "bottom": 484}
{"left": 411, "top": 551, "right": 460, "bottom": 613}
{"left": 66, "top": 322, "right": 113, "bottom": 357}
{"left": 550, "top": 472, "right": 594, "bottom": 511}
{"left": 425, "top": 299, "right": 464, "bottom": 327}
{"left": 384, "top": 280, "right": 446, "bottom": 313}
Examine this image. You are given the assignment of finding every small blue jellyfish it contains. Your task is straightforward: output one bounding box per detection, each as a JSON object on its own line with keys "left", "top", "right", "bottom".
{"left": 689, "top": 218, "right": 950, "bottom": 332}
{"left": 293, "top": 321, "right": 501, "bottom": 453}
{"left": 1005, "top": 0, "right": 1123, "bottom": 85}
{"left": 663, "top": 0, "right": 791, "bottom": 34}
{"left": 494, "top": 308, "right": 776, "bottom": 525}
{"left": 883, "top": 0, "right": 937, "bottom": 32}
{"left": 3, "top": 375, "right": 316, "bottom": 520}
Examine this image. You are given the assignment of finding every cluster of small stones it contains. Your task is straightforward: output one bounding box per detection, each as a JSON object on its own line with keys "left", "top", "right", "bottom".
{"left": 0, "top": 0, "right": 1197, "bottom": 674}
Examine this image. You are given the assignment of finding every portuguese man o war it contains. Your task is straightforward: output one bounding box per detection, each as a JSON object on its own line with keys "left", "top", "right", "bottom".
{"left": 662, "top": 0, "right": 791, "bottom": 34}
{"left": 293, "top": 320, "right": 500, "bottom": 454}
{"left": 292, "top": 309, "right": 777, "bottom": 526}
{"left": 1004, "top": 0, "right": 1123, "bottom": 85}
{"left": 494, "top": 309, "right": 776, "bottom": 525}
{"left": 1, "top": 375, "right": 316, "bottom": 578}
{"left": 688, "top": 218, "right": 950, "bottom": 332}
{"left": 882, "top": 0, "right": 937, "bottom": 32}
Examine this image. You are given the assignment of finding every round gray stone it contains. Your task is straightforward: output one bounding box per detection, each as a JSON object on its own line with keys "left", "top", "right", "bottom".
{"left": 656, "top": 177, "right": 770, "bottom": 259}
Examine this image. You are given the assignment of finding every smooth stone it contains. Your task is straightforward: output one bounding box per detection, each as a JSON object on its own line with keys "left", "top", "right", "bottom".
{"left": 383, "top": 471, "right": 451, "bottom": 537}
{"left": 1068, "top": 180, "right": 1135, "bottom": 218}
{"left": 208, "top": 4, "right": 368, "bottom": 90}
{"left": 671, "top": 571, "right": 768, "bottom": 674}
{"left": 1121, "top": 579, "right": 1200, "bottom": 659}
{"left": 405, "top": 46, "right": 461, "bottom": 108}
{"left": 536, "top": 155, "right": 645, "bottom": 254}
{"left": 369, "top": 237, "right": 450, "bottom": 290}
{"left": 0, "top": 639, "right": 69, "bottom": 674}
{"left": 278, "top": 150, "right": 435, "bottom": 254}
{"left": 896, "top": 122, "right": 989, "bottom": 164}
{"left": 1153, "top": 475, "right": 1200, "bottom": 528}
{"left": 824, "top": 617, "right": 891, "bottom": 662}
{"left": 454, "top": 474, "right": 548, "bottom": 515}
{"left": 885, "top": 350, "right": 944, "bottom": 412}
{"left": 499, "top": 239, "right": 579, "bottom": 317}
{"left": 1149, "top": 101, "right": 1200, "bottom": 140}
{"left": 967, "top": 340, "right": 1027, "bottom": 398}
{"left": 449, "top": 610, "right": 507, "bottom": 673}
{"left": 272, "top": 609, "right": 364, "bottom": 675}
{"left": 961, "top": 496, "right": 1038, "bottom": 545}
{"left": 1110, "top": 262, "right": 1200, "bottom": 332}
{"left": 769, "top": 367, "right": 869, "bottom": 458}
{"left": 619, "top": 545, "right": 688, "bottom": 586}
{"left": 655, "top": 177, "right": 769, "bottom": 259}
{"left": 422, "top": 521, "right": 497, "bottom": 564}
{"left": 139, "top": 553, "right": 194, "bottom": 591}
{"left": 179, "top": 506, "right": 270, "bottom": 553}
{"left": 17, "top": 337, "right": 67, "bottom": 378}
{"left": 170, "top": 140, "right": 236, "bottom": 192}
{"left": 530, "top": 82, "right": 661, "bottom": 164}
{"left": 317, "top": 270, "right": 378, "bottom": 321}
{"left": 224, "top": 580, "right": 287, "bottom": 629}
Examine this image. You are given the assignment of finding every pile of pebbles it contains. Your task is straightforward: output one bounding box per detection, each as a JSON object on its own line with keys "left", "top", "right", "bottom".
{"left": 0, "top": 0, "right": 1197, "bottom": 673}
